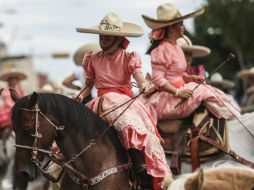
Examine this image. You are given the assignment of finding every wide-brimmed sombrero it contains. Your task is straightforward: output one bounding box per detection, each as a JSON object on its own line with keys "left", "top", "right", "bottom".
{"left": 76, "top": 12, "right": 143, "bottom": 37}
{"left": 208, "top": 73, "right": 234, "bottom": 89}
{"left": 237, "top": 67, "right": 254, "bottom": 80}
{"left": 142, "top": 3, "right": 204, "bottom": 30}
{"left": 73, "top": 43, "right": 101, "bottom": 65}
{"left": 176, "top": 35, "right": 211, "bottom": 57}
{"left": 0, "top": 68, "right": 27, "bottom": 81}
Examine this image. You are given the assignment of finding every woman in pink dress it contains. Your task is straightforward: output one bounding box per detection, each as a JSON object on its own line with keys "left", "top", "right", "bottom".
{"left": 142, "top": 3, "right": 240, "bottom": 121}
{"left": 0, "top": 69, "right": 26, "bottom": 128}
{"left": 76, "top": 12, "right": 172, "bottom": 190}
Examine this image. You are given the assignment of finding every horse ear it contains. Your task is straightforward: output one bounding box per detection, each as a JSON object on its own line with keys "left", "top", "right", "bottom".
{"left": 0, "top": 88, "right": 3, "bottom": 95}
{"left": 9, "top": 88, "right": 21, "bottom": 102}
{"left": 197, "top": 168, "right": 204, "bottom": 189}
{"left": 145, "top": 73, "right": 152, "bottom": 81}
{"left": 29, "top": 92, "right": 39, "bottom": 107}
{"left": 185, "top": 168, "right": 204, "bottom": 190}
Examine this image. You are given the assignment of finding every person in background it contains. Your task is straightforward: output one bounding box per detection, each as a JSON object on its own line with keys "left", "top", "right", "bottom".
{"left": 237, "top": 67, "right": 254, "bottom": 113}
{"left": 62, "top": 43, "right": 101, "bottom": 103}
{"left": 142, "top": 3, "right": 240, "bottom": 122}
{"left": 76, "top": 12, "right": 173, "bottom": 190}
{"left": 0, "top": 68, "right": 26, "bottom": 129}
{"left": 176, "top": 35, "right": 211, "bottom": 77}
{"left": 208, "top": 72, "right": 240, "bottom": 112}
{"left": 0, "top": 68, "right": 27, "bottom": 189}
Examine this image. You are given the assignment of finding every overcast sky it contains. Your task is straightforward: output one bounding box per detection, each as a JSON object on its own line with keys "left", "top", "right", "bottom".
{"left": 0, "top": 0, "right": 205, "bottom": 83}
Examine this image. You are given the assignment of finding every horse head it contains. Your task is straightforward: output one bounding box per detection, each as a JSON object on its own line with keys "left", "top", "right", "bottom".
{"left": 11, "top": 90, "right": 57, "bottom": 186}
{"left": 11, "top": 90, "right": 131, "bottom": 190}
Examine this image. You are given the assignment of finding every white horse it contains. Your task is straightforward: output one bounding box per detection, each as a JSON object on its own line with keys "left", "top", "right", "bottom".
{"left": 166, "top": 111, "right": 254, "bottom": 174}
{"left": 0, "top": 130, "right": 15, "bottom": 189}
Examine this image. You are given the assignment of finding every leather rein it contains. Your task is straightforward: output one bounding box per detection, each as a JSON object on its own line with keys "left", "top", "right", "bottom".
{"left": 14, "top": 104, "right": 130, "bottom": 186}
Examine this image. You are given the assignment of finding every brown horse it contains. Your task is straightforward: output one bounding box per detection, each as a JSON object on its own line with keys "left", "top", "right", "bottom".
{"left": 11, "top": 90, "right": 131, "bottom": 190}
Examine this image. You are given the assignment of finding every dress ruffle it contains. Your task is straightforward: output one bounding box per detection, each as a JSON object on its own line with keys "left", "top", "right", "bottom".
{"left": 87, "top": 92, "right": 171, "bottom": 178}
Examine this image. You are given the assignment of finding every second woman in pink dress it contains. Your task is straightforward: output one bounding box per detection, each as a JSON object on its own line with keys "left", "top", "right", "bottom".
{"left": 142, "top": 3, "right": 240, "bottom": 121}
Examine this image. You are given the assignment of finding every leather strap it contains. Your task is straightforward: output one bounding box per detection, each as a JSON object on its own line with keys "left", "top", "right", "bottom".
{"left": 199, "top": 135, "right": 254, "bottom": 169}
{"left": 170, "top": 127, "right": 189, "bottom": 175}
{"left": 191, "top": 137, "right": 200, "bottom": 171}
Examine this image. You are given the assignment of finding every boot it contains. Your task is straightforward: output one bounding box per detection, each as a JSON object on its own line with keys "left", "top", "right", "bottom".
{"left": 128, "top": 149, "right": 153, "bottom": 189}
{"left": 128, "top": 149, "right": 147, "bottom": 173}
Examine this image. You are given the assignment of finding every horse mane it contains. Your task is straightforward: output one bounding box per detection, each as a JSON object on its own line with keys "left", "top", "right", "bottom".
{"left": 12, "top": 93, "right": 125, "bottom": 156}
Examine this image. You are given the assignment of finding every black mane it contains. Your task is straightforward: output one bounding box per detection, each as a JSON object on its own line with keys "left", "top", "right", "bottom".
{"left": 12, "top": 93, "right": 105, "bottom": 138}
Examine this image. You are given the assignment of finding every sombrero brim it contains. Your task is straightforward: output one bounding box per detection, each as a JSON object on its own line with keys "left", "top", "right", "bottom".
{"left": 181, "top": 45, "right": 211, "bottom": 57}
{"left": 208, "top": 80, "right": 235, "bottom": 89}
{"left": 73, "top": 43, "right": 101, "bottom": 65}
{"left": 142, "top": 9, "right": 204, "bottom": 30}
{"left": 76, "top": 22, "right": 144, "bottom": 37}
{"left": 237, "top": 69, "right": 254, "bottom": 79}
{"left": 0, "top": 72, "right": 27, "bottom": 81}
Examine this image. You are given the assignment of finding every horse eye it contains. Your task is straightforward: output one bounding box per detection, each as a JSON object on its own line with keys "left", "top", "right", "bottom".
{"left": 22, "top": 125, "right": 34, "bottom": 135}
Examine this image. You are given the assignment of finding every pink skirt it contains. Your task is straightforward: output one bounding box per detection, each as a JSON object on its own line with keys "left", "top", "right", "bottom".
{"left": 145, "top": 82, "right": 241, "bottom": 121}
{"left": 0, "top": 106, "right": 11, "bottom": 128}
{"left": 87, "top": 92, "right": 171, "bottom": 178}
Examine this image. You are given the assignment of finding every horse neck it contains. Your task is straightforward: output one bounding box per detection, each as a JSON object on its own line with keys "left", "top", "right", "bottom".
{"left": 55, "top": 127, "right": 126, "bottom": 176}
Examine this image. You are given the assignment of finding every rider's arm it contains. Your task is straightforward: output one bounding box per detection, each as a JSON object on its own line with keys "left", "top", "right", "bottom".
{"left": 62, "top": 74, "right": 81, "bottom": 90}
{"left": 133, "top": 72, "right": 151, "bottom": 94}
{"left": 160, "top": 82, "right": 193, "bottom": 99}
{"left": 76, "top": 78, "right": 94, "bottom": 103}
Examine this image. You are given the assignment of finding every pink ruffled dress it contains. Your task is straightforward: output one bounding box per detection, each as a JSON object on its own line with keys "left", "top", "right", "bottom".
{"left": 82, "top": 49, "right": 171, "bottom": 178}
{"left": 146, "top": 39, "right": 240, "bottom": 121}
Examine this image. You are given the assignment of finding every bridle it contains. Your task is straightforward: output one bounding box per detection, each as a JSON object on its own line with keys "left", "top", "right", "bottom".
{"left": 14, "top": 103, "right": 130, "bottom": 186}
{"left": 15, "top": 104, "right": 64, "bottom": 161}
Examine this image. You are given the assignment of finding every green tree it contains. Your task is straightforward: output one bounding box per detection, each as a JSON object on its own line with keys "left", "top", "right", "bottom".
{"left": 191, "top": 0, "right": 254, "bottom": 79}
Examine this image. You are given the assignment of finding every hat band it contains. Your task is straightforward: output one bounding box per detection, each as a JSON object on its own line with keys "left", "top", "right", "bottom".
{"left": 99, "top": 19, "right": 121, "bottom": 31}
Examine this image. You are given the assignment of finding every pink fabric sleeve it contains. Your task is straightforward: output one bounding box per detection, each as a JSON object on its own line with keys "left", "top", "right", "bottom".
{"left": 126, "top": 51, "right": 142, "bottom": 75}
{"left": 82, "top": 52, "right": 94, "bottom": 79}
{"left": 151, "top": 47, "right": 168, "bottom": 87}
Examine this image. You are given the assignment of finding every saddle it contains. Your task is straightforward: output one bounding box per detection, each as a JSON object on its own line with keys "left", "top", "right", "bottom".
{"left": 158, "top": 104, "right": 228, "bottom": 175}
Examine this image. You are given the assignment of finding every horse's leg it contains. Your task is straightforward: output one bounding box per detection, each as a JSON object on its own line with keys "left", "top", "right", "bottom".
{"left": 60, "top": 173, "right": 83, "bottom": 190}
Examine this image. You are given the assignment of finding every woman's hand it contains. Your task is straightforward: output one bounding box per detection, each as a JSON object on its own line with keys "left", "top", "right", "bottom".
{"left": 192, "top": 75, "right": 205, "bottom": 83}
{"left": 177, "top": 89, "right": 193, "bottom": 99}
{"left": 140, "top": 82, "right": 156, "bottom": 95}
{"left": 75, "top": 94, "right": 84, "bottom": 103}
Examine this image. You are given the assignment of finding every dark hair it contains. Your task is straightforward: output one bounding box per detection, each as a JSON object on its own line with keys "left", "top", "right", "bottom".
{"left": 146, "top": 26, "right": 170, "bottom": 55}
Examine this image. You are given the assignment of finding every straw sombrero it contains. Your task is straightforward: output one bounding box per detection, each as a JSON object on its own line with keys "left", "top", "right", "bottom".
{"left": 208, "top": 73, "right": 234, "bottom": 89}
{"left": 76, "top": 12, "right": 143, "bottom": 37}
{"left": 0, "top": 68, "right": 27, "bottom": 81}
{"left": 176, "top": 35, "right": 211, "bottom": 57}
{"left": 142, "top": 3, "right": 204, "bottom": 30}
{"left": 73, "top": 43, "right": 101, "bottom": 66}
{"left": 237, "top": 67, "right": 254, "bottom": 80}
